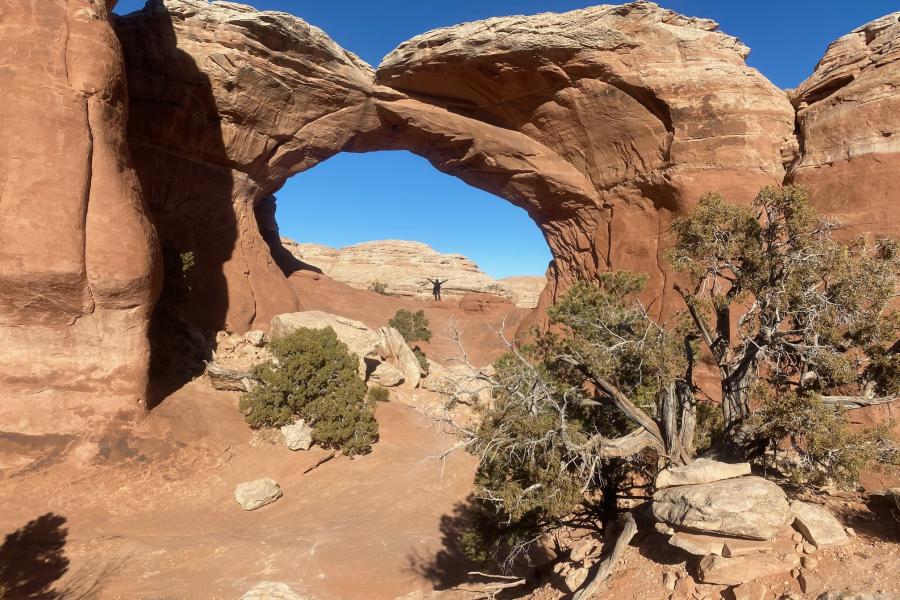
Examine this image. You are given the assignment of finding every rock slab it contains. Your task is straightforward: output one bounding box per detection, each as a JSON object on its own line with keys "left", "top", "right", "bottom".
{"left": 698, "top": 548, "right": 800, "bottom": 585}
{"left": 653, "top": 476, "right": 792, "bottom": 540}
{"left": 234, "top": 479, "right": 283, "bottom": 511}
{"left": 791, "top": 500, "right": 850, "bottom": 547}
{"left": 656, "top": 459, "right": 751, "bottom": 488}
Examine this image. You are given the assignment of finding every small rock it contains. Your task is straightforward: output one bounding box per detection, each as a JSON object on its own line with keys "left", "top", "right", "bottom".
{"left": 803, "top": 542, "right": 816, "bottom": 554}
{"left": 663, "top": 571, "right": 678, "bottom": 591}
{"left": 234, "top": 478, "right": 282, "bottom": 511}
{"left": 240, "top": 582, "right": 308, "bottom": 599}
{"left": 674, "top": 575, "right": 696, "bottom": 597}
{"left": 564, "top": 566, "right": 589, "bottom": 592}
{"left": 792, "top": 532, "right": 804, "bottom": 543}
{"left": 791, "top": 568, "right": 800, "bottom": 578}
{"left": 791, "top": 500, "right": 850, "bottom": 547}
{"left": 802, "top": 555, "right": 819, "bottom": 569}
{"left": 570, "top": 536, "right": 601, "bottom": 562}
{"left": 795, "top": 543, "right": 804, "bottom": 554}
{"left": 731, "top": 582, "right": 767, "bottom": 600}
{"left": 722, "top": 537, "right": 773, "bottom": 558}
{"left": 655, "top": 521, "right": 675, "bottom": 535}
{"left": 698, "top": 548, "right": 800, "bottom": 586}
{"left": 669, "top": 531, "right": 726, "bottom": 556}
{"left": 799, "top": 572, "right": 825, "bottom": 596}
{"left": 656, "top": 458, "right": 751, "bottom": 488}
{"left": 245, "top": 330, "right": 267, "bottom": 347}
{"left": 281, "top": 420, "right": 314, "bottom": 451}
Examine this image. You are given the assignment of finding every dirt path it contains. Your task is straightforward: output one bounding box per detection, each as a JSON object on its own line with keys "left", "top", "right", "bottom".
{"left": 0, "top": 380, "right": 476, "bottom": 599}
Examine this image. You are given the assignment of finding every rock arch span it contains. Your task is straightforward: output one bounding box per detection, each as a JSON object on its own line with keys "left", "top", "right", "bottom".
{"left": 0, "top": 0, "right": 897, "bottom": 431}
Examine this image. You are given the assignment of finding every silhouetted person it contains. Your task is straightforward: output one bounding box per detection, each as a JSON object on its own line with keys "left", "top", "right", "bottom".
{"left": 426, "top": 277, "right": 449, "bottom": 301}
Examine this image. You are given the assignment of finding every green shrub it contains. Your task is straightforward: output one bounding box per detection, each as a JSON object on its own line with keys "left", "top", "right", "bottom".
{"left": 368, "top": 385, "right": 390, "bottom": 402}
{"left": 411, "top": 345, "right": 429, "bottom": 375}
{"left": 239, "top": 327, "right": 378, "bottom": 456}
{"left": 389, "top": 309, "right": 432, "bottom": 343}
{"left": 754, "top": 391, "right": 898, "bottom": 488}
{"left": 370, "top": 281, "right": 389, "bottom": 295}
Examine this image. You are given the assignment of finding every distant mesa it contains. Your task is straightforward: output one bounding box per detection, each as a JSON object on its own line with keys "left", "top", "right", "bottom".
{"left": 281, "top": 238, "right": 546, "bottom": 308}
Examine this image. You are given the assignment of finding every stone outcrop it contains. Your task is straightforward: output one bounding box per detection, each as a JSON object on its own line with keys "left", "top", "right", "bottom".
{"left": 240, "top": 582, "right": 309, "bottom": 600}
{"left": 375, "top": 326, "right": 423, "bottom": 388}
{"left": 281, "top": 238, "right": 546, "bottom": 308}
{"left": 788, "top": 12, "right": 900, "bottom": 242}
{"left": 0, "top": 0, "right": 159, "bottom": 431}
{"left": 653, "top": 476, "right": 793, "bottom": 540}
{"left": 114, "top": 0, "right": 796, "bottom": 341}
{"left": 791, "top": 500, "right": 850, "bottom": 547}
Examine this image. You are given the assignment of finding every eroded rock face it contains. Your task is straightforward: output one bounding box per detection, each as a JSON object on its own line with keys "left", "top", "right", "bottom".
{"left": 0, "top": 0, "right": 159, "bottom": 430}
{"left": 115, "top": 0, "right": 796, "bottom": 338}
{"left": 281, "top": 238, "right": 545, "bottom": 308}
{"left": 789, "top": 12, "right": 900, "bottom": 241}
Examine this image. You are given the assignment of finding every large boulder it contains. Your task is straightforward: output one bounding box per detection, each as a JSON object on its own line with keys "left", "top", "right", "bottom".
{"left": 369, "top": 362, "right": 405, "bottom": 387}
{"left": 791, "top": 500, "right": 850, "bottom": 547}
{"left": 271, "top": 311, "right": 381, "bottom": 375}
{"left": 652, "top": 476, "right": 793, "bottom": 540}
{"left": 656, "top": 459, "right": 751, "bottom": 488}
{"left": 376, "top": 326, "right": 422, "bottom": 388}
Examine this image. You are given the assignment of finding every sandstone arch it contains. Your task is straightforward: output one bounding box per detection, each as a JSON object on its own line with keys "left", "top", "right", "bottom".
{"left": 1, "top": 0, "right": 897, "bottom": 431}
{"left": 115, "top": 0, "right": 794, "bottom": 337}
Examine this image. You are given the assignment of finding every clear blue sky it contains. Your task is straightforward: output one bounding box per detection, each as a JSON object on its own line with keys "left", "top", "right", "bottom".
{"left": 114, "top": 0, "right": 897, "bottom": 278}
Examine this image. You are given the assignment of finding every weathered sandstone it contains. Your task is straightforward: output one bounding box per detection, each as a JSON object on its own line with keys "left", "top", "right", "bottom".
{"left": 281, "top": 238, "right": 546, "bottom": 308}
{"left": 789, "top": 12, "right": 900, "bottom": 241}
{"left": 656, "top": 459, "right": 751, "bottom": 488}
{"left": 0, "top": 0, "right": 159, "bottom": 430}
{"left": 652, "top": 476, "right": 793, "bottom": 540}
{"left": 791, "top": 500, "right": 850, "bottom": 547}
{"left": 234, "top": 478, "right": 283, "bottom": 510}
{"left": 1, "top": 0, "right": 897, "bottom": 428}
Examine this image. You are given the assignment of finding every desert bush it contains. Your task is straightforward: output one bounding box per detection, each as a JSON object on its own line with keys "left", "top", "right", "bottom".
{"left": 390, "top": 309, "right": 432, "bottom": 374}
{"left": 239, "top": 327, "right": 377, "bottom": 455}
{"left": 370, "top": 281, "right": 389, "bottom": 295}
{"left": 754, "top": 391, "right": 898, "bottom": 488}
{"left": 368, "top": 385, "right": 390, "bottom": 402}
{"left": 389, "top": 309, "right": 432, "bottom": 343}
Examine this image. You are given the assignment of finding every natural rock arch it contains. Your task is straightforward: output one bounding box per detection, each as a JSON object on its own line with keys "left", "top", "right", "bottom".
{"left": 1, "top": 0, "right": 897, "bottom": 431}
{"left": 115, "top": 0, "right": 793, "bottom": 336}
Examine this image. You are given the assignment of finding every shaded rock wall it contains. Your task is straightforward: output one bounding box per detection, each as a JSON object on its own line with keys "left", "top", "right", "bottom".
{"left": 0, "top": 0, "right": 159, "bottom": 430}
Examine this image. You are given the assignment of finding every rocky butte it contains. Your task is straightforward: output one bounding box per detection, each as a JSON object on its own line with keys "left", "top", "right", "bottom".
{"left": 0, "top": 0, "right": 897, "bottom": 431}
{"left": 280, "top": 238, "right": 546, "bottom": 307}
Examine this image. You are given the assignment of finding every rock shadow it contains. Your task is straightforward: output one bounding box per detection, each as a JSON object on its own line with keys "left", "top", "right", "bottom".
{"left": 0, "top": 513, "right": 68, "bottom": 599}
{"left": 115, "top": 3, "right": 234, "bottom": 408}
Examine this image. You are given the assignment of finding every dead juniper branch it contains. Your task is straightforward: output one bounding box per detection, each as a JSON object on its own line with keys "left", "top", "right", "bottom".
{"left": 572, "top": 512, "right": 638, "bottom": 600}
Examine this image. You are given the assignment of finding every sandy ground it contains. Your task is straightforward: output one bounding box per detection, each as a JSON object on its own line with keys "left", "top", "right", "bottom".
{"left": 0, "top": 379, "right": 478, "bottom": 599}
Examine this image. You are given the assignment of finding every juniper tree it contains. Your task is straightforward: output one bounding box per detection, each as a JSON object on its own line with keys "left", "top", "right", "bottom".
{"left": 669, "top": 185, "right": 899, "bottom": 429}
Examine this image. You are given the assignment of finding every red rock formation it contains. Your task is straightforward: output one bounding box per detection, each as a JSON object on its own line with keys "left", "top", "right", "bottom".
{"left": 0, "top": 0, "right": 159, "bottom": 431}
{"left": 789, "top": 11, "right": 900, "bottom": 240}
{"left": 116, "top": 0, "right": 796, "bottom": 337}
{"left": 1, "top": 0, "right": 897, "bottom": 428}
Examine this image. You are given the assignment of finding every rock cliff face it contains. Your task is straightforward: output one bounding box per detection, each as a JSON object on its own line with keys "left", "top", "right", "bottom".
{"left": 788, "top": 12, "right": 900, "bottom": 241}
{"left": 280, "top": 238, "right": 545, "bottom": 307}
{"left": 1, "top": 0, "right": 898, "bottom": 426}
{"left": 0, "top": 0, "right": 159, "bottom": 430}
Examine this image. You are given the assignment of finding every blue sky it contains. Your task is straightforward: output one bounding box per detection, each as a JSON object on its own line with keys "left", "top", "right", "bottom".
{"left": 114, "top": 0, "right": 898, "bottom": 278}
